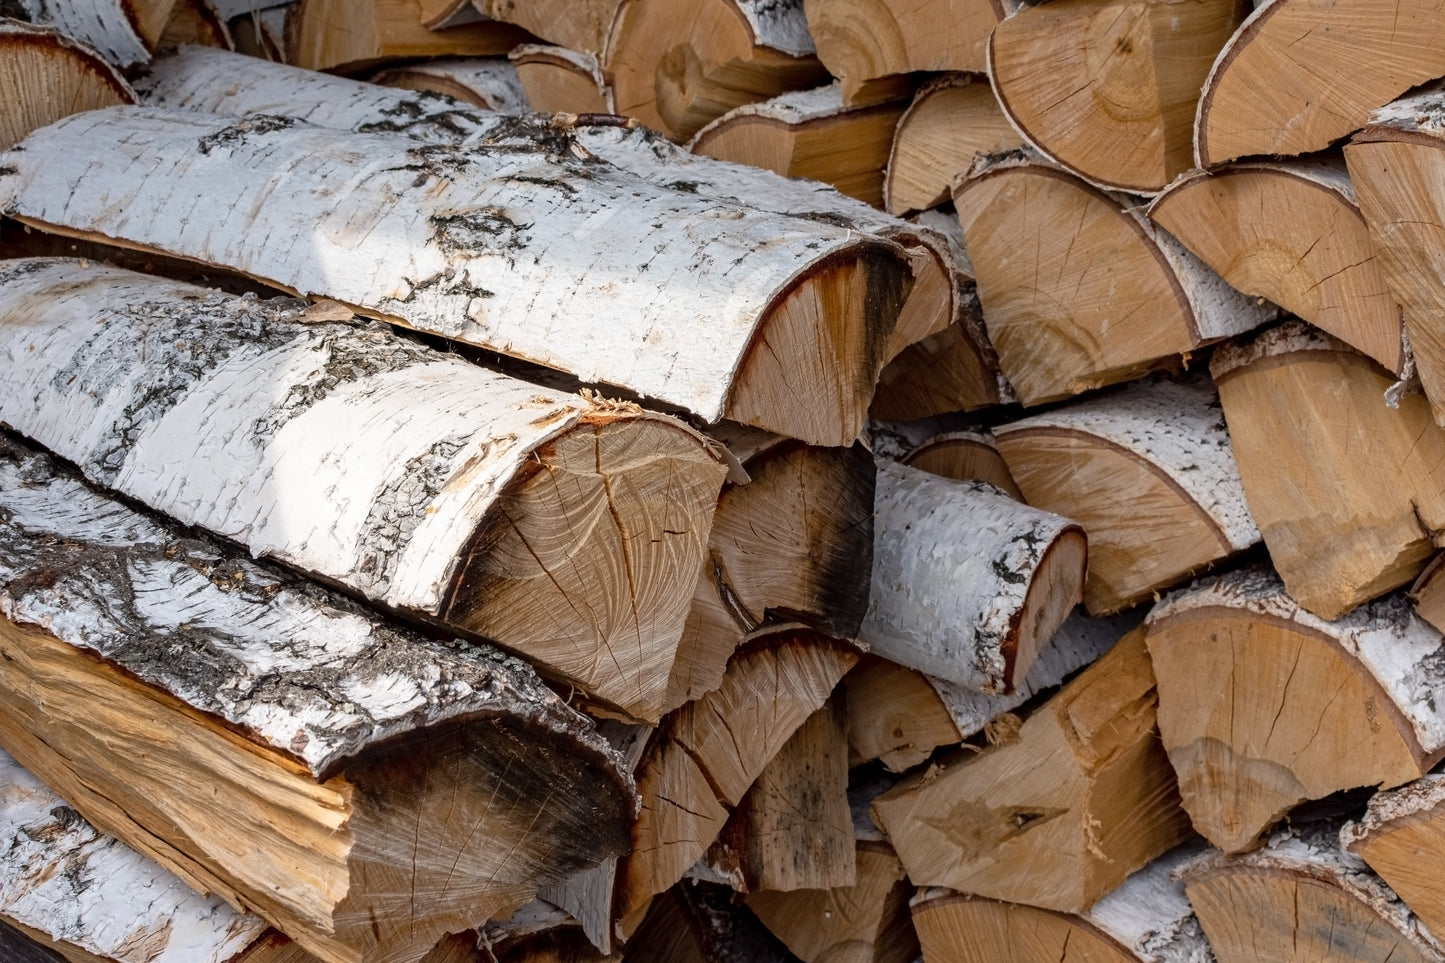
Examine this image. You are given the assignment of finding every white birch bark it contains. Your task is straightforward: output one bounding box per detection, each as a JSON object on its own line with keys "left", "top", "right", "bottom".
{"left": 369, "top": 57, "right": 528, "bottom": 114}
{"left": 0, "top": 105, "right": 901, "bottom": 438}
{"left": 1085, "top": 842, "right": 1216, "bottom": 963}
{"left": 0, "top": 748, "right": 274, "bottom": 963}
{"left": 18, "top": 0, "right": 153, "bottom": 66}
{"left": 0, "top": 258, "right": 726, "bottom": 720}
{"left": 734, "top": 0, "right": 814, "bottom": 56}
{"left": 685, "top": 81, "right": 850, "bottom": 144}
{"left": 860, "top": 460, "right": 1086, "bottom": 694}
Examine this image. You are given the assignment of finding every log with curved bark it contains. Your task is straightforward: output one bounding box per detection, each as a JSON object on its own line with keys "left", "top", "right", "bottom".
{"left": 1145, "top": 567, "right": 1445, "bottom": 854}
{"left": 1195, "top": 0, "right": 1445, "bottom": 168}
{"left": 1343, "top": 776, "right": 1445, "bottom": 946}
{"left": 604, "top": 0, "right": 828, "bottom": 141}
{"left": 1148, "top": 157, "right": 1406, "bottom": 375}
{"left": 860, "top": 460, "right": 1086, "bottom": 694}
{"left": 17, "top": 0, "right": 177, "bottom": 64}
{"left": 368, "top": 56, "right": 528, "bottom": 112}
{"left": 0, "top": 19, "right": 134, "bottom": 150}
{"left": 0, "top": 438, "right": 636, "bottom": 963}
{"left": 993, "top": 376, "right": 1260, "bottom": 615}
{"left": 955, "top": 150, "right": 1272, "bottom": 406}
{"left": 288, "top": 0, "right": 531, "bottom": 72}
{"left": 900, "top": 428, "right": 1020, "bottom": 499}
{"left": 0, "top": 258, "right": 726, "bottom": 722}
{"left": 988, "top": 0, "right": 1246, "bottom": 194}
{"left": 507, "top": 45, "right": 612, "bottom": 113}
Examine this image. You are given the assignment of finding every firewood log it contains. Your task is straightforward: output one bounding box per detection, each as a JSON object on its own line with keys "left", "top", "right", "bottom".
{"left": 988, "top": 0, "right": 1246, "bottom": 194}
{"left": 0, "top": 107, "right": 908, "bottom": 447}
{"left": 993, "top": 375, "right": 1261, "bottom": 615}
{"left": 15, "top": 0, "right": 177, "bottom": 64}
{"left": 0, "top": 19, "right": 134, "bottom": 150}
{"left": 471, "top": 0, "right": 619, "bottom": 55}
{"left": 1343, "top": 776, "right": 1445, "bottom": 946}
{"left": 1345, "top": 88, "right": 1445, "bottom": 427}
{"left": 860, "top": 460, "right": 1086, "bottom": 694}
{"left": 604, "top": 0, "right": 828, "bottom": 142}
{"left": 1148, "top": 157, "right": 1407, "bottom": 375}
{"left": 158, "top": 0, "right": 231, "bottom": 49}
{"left": 0, "top": 437, "right": 636, "bottom": 963}
{"left": 508, "top": 45, "right": 612, "bottom": 113}
{"left": 0, "top": 258, "right": 726, "bottom": 722}
{"left": 1145, "top": 567, "right": 1445, "bottom": 854}
{"left": 801, "top": 0, "right": 1009, "bottom": 105}
{"left": 899, "top": 428, "right": 1020, "bottom": 499}
{"left": 368, "top": 56, "right": 528, "bottom": 112}
{"left": 135, "top": 46, "right": 955, "bottom": 370}
{"left": 1412, "top": 555, "right": 1445, "bottom": 634}
{"left": 227, "top": 5, "right": 287, "bottom": 61}
{"left": 622, "top": 880, "right": 801, "bottom": 963}
{"left": 1210, "top": 321, "right": 1445, "bottom": 619}
{"left": 288, "top": 0, "right": 530, "bottom": 72}
{"left": 1181, "top": 821, "right": 1445, "bottom": 962}
{"left": 616, "top": 627, "right": 861, "bottom": 932}
{"left": 872, "top": 628, "right": 1193, "bottom": 913}
{"left": 882, "top": 74, "right": 1023, "bottom": 217}
{"left": 955, "top": 150, "right": 1273, "bottom": 406}
{"left": 1195, "top": 0, "right": 1445, "bottom": 169}
{"left": 910, "top": 841, "right": 1214, "bottom": 963}
{"left": 686, "top": 84, "right": 907, "bottom": 208}
{"left": 700, "top": 698, "right": 854, "bottom": 894}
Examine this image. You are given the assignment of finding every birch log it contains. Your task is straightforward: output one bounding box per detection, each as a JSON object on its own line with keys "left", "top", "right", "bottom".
{"left": 158, "top": 0, "right": 232, "bottom": 50}
{"left": 1343, "top": 776, "right": 1445, "bottom": 943}
{"left": 993, "top": 376, "right": 1261, "bottom": 615}
{"left": 368, "top": 57, "right": 528, "bottom": 112}
{"left": 507, "top": 45, "right": 612, "bottom": 114}
{"left": 17, "top": 0, "right": 177, "bottom": 65}
{"left": 897, "top": 426, "right": 1020, "bottom": 497}
{"left": 0, "top": 106, "right": 907, "bottom": 447}
{"left": 1145, "top": 567, "right": 1445, "bottom": 854}
{"left": 0, "top": 258, "right": 726, "bottom": 722}
{"left": 133, "top": 45, "right": 953, "bottom": 371}
{"left": 471, "top": 0, "right": 619, "bottom": 55}
{"left": 860, "top": 460, "right": 1086, "bottom": 694}
{"left": 0, "top": 436, "right": 636, "bottom": 963}
{"left": 288, "top": 0, "right": 531, "bottom": 72}
{"left": 0, "top": 19, "right": 134, "bottom": 150}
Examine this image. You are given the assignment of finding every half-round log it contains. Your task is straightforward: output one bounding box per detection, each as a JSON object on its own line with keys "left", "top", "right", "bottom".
{"left": 0, "top": 19, "right": 133, "bottom": 151}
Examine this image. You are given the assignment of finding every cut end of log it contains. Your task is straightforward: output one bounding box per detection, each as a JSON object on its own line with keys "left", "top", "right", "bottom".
{"left": 0, "top": 21, "right": 135, "bottom": 152}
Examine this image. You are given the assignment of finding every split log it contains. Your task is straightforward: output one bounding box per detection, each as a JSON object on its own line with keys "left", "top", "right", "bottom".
{"left": 872, "top": 628, "right": 1193, "bottom": 913}
{"left": 159, "top": 0, "right": 231, "bottom": 49}
{"left": 801, "top": 0, "right": 1007, "bottom": 105}
{"left": 993, "top": 375, "right": 1260, "bottom": 615}
{"left": 1148, "top": 157, "right": 1407, "bottom": 375}
{"left": 508, "top": 45, "right": 611, "bottom": 114}
{"left": 0, "top": 20, "right": 134, "bottom": 151}
{"left": 1343, "top": 776, "right": 1445, "bottom": 944}
{"left": 227, "top": 5, "right": 287, "bottom": 61}
{"left": 1346, "top": 89, "right": 1445, "bottom": 426}
{"left": 604, "top": 0, "right": 829, "bottom": 142}
{"left": 882, "top": 74, "right": 1023, "bottom": 217}
{"left": 288, "top": 0, "right": 531, "bottom": 72}
{"left": 1195, "top": 0, "right": 1445, "bottom": 168}
{"left": 955, "top": 150, "right": 1273, "bottom": 406}
{"left": 471, "top": 0, "right": 619, "bottom": 55}
{"left": 860, "top": 460, "right": 1086, "bottom": 694}
{"left": 870, "top": 292, "right": 1010, "bottom": 420}
{"left": 1144, "top": 567, "right": 1445, "bottom": 854}
{"left": 687, "top": 84, "right": 907, "bottom": 208}
{"left": 1412, "top": 555, "right": 1445, "bottom": 634}
{"left": 1181, "top": 821, "right": 1445, "bottom": 962}
{"left": 0, "top": 107, "right": 909, "bottom": 447}
{"left": 898, "top": 428, "right": 1020, "bottom": 499}
{"left": 616, "top": 627, "right": 861, "bottom": 932}
{"left": 0, "top": 258, "right": 726, "bottom": 722}
{"left": 1210, "top": 321, "right": 1445, "bottom": 619}
{"left": 369, "top": 57, "right": 528, "bottom": 112}
{"left": 0, "top": 437, "right": 637, "bottom": 963}
{"left": 910, "top": 841, "right": 1215, "bottom": 963}
{"left": 16, "top": 0, "right": 176, "bottom": 64}
{"left": 989, "top": 0, "right": 1246, "bottom": 194}
{"left": 622, "top": 880, "right": 801, "bottom": 963}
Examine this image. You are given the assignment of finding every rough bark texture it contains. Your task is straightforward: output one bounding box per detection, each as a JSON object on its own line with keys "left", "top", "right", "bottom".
{"left": 1342, "top": 775, "right": 1445, "bottom": 943}
{"left": 17, "top": 0, "right": 174, "bottom": 65}
{"left": 0, "top": 19, "right": 135, "bottom": 151}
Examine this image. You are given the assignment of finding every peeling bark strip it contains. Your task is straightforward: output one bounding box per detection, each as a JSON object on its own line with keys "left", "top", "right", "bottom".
{"left": 0, "top": 20, "right": 135, "bottom": 151}
{"left": 0, "top": 258, "right": 726, "bottom": 722}
{"left": 17, "top": 0, "right": 177, "bottom": 66}
{"left": 860, "top": 460, "right": 1086, "bottom": 695}
{"left": 0, "top": 106, "right": 907, "bottom": 446}
{"left": 0, "top": 437, "right": 636, "bottom": 963}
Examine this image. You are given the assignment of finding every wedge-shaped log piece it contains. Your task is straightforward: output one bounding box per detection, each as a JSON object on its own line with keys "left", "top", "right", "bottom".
{"left": 873, "top": 628, "right": 1192, "bottom": 912}
{"left": 1150, "top": 157, "right": 1405, "bottom": 374}
{"left": 134, "top": 45, "right": 952, "bottom": 370}
{"left": 910, "top": 842, "right": 1214, "bottom": 963}
{"left": 0, "top": 107, "right": 907, "bottom": 447}
{"left": 289, "top": 0, "right": 531, "bottom": 72}
{"left": 898, "top": 427, "right": 1020, "bottom": 498}
{"left": 860, "top": 460, "right": 1086, "bottom": 694}
{"left": 1196, "top": 0, "right": 1445, "bottom": 168}
{"left": 369, "top": 56, "right": 527, "bottom": 112}
{"left": 802, "top": 0, "right": 1008, "bottom": 105}
{"left": 955, "top": 150, "right": 1272, "bottom": 406}
{"left": 1343, "top": 776, "right": 1445, "bottom": 944}
{"left": 472, "top": 0, "right": 619, "bottom": 54}
{"left": 617, "top": 627, "right": 860, "bottom": 930}
{"left": 1146, "top": 567, "right": 1445, "bottom": 854}
{"left": 0, "top": 20, "right": 134, "bottom": 151}
{"left": 508, "top": 45, "right": 611, "bottom": 114}
{"left": 605, "top": 0, "right": 828, "bottom": 141}
{"left": 1412, "top": 555, "right": 1445, "bottom": 635}
{"left": 1347, "top": 91, "right": 1445, "bottom": 426}
{"left": 0, "top": 438, "right": 636, "bottom": 963}
{"left": 688, "top": 84, "right": 907, "bottom": 208}
{"left": 0, "top": 258, "right": 724, "bottom": 722}
{"left": 624, "top": 879, "right": 798, "bottom": 963}
{"left": 17, "top": 0, "right": 177, "bottom": 64}
{"left": 1182, "top": 821, "right": 1445, "bottom": 962}
{"left": 159, "top": 0, "right": 232, "bottom": 51}
{"left": 883, "top": 74, "right": 1023, "bottom": 217}
{"left": 1211, "top": 321, "right": 1445, "bottom": 618}
{"left": 994, "top": 376, "right": 1260, "bottom": 615}
{"left": 990, "top": 0, "right": 1245, "bottom": 194}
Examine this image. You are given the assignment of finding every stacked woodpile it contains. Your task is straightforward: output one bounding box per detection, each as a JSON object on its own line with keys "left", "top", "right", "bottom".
{"left": 6, "top": 0, "right": 1445, "bottom": 961}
